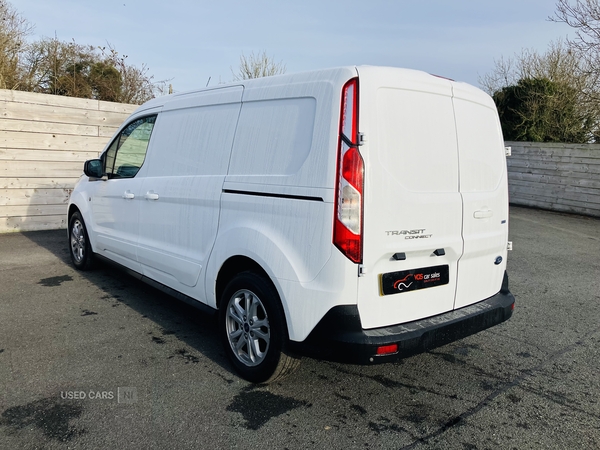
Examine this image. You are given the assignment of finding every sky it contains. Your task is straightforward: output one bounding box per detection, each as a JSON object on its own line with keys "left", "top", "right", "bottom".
{"left": 15, "top": 0, "right": 574, "bottom": 94}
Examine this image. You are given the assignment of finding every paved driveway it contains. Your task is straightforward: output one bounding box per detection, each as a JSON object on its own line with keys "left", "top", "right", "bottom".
{"left": 0, "top": 206, "right": 599, "bottom": 449}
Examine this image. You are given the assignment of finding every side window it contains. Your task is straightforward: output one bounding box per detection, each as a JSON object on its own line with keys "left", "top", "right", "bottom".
{"left": 104, "top": 115, "right": 157, "bottom": 179}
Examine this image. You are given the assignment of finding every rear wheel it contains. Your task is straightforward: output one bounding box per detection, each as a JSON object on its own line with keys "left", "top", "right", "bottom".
{"left": 69, "top": 211, "right": 95, "bottom": 270}
{"left": 219, "top": 271, "right": 299, "bottom": 383}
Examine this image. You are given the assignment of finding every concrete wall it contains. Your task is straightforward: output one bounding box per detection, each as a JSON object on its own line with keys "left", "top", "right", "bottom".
{"left": 506, "top": 141, "right": 600, "bottom": 218}
{"left": 0, "top": 89, "right": 137, "bottom": 232}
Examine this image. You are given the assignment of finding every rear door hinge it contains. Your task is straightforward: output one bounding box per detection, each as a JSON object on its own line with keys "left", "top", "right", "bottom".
{"left": 358, "top": 133, "right": 366, "bottom": 146}
{"left": 358, "top": 264, "right": 367, "bottom": 277}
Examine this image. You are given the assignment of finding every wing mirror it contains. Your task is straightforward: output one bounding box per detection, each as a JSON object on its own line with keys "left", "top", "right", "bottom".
{"left": 83, "top": 159, "right": 104, "bottom": 179}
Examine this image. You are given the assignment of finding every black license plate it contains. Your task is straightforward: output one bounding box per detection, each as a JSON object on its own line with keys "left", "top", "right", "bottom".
{"left": 380, "top": 265, "right": 449, "bottom": 296}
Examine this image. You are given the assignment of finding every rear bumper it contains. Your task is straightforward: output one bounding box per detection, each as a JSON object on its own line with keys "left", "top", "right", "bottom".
{"left": 290, "top": 273, "right": 515, "bottom": 364}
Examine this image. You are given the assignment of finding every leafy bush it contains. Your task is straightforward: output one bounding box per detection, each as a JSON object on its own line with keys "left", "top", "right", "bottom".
{"left": 493, "top": 77, "right": 596, "bottom": 143}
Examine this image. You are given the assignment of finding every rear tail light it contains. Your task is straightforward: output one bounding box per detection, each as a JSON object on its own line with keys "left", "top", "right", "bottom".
{"left": 333, "top": 78, "right": 363, "bottom": 264}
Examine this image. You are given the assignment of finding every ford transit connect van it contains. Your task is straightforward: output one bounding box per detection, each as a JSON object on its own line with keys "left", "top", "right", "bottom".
{"left": 68, "top": 66, "right": 515, "bottom": 382}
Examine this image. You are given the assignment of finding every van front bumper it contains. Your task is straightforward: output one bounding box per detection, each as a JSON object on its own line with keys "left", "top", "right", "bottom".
{"left": 291, "top": 275, "right": 515, "bottom": 364}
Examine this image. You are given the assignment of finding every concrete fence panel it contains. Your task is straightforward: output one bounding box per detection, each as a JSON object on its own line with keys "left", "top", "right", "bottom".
{"left": 506, "top": 141, "right": 600, "bottom": 218}
{"left": 0, "top": 90, "right": 137, "bottom": 232}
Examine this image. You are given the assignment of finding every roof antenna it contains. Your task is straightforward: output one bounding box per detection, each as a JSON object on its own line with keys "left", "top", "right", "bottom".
{"left": 206, "top": 76, "right": 211, "bottom": 87}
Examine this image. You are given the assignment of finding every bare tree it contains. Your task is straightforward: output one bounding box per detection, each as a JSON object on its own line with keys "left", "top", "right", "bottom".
{"left": 99, "top": 44, "right": 166, "bottom": 104}
{"left": 479, "top": 55, "right": 518, "bottom": 96}
{"left": 480, "top": 41, "right": 584, "bottom": 94}
{"left": 0, "top": 0, "right": 166, "bottom": 103}
{"left": 0, "top": 0, "right": 33, "bottom": 89}
{"left": 20, "top": 37, "right": 100, "bottom": 98}
{"left": 18, "top": 38, "right": 165, "bottom": 104}
{"left": 552, "top": 0, "right": 600, "bottom": 57}
{"left": 550, "top": 0, "right": 600, "bottom": 101}
{"left": 231, "top": 51, "right": 286, "bottom": 80}
{"left": 480, "top": 40, "right": 600, "bottom": 142}
{"left": 478, "top": 1, "right": 600, "bottom": 142}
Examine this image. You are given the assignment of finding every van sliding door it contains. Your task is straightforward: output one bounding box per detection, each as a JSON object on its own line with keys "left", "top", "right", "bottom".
{"left": 136, "top": 87, "right": 243, "bottom": 295}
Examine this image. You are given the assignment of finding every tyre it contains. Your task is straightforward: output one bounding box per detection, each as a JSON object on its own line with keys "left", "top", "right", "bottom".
{"left": 69, "top": 211, "right": 95, "bottom": 270}
{"left": 219, "top": 271, "right": 300, "bottom": 383}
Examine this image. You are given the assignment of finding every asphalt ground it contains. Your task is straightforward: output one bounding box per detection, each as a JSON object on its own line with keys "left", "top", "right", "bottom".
{"left": 0, "top": 206, "right": 599, "bottom": 449}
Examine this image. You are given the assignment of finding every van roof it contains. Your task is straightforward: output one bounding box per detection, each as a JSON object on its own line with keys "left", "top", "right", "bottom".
{"left": 132, "top": 65, "right": 481, "bottom": 114}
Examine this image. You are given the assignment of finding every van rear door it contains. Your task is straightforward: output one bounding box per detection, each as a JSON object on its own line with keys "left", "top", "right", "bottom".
{"left": 452, "top": 83, "right": 509, "bottom": 309}
{"left": 355, "top": 67, "right": 463, "bottom": 330}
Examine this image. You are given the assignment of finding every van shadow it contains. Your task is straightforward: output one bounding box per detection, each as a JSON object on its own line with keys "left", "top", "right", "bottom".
{"left": 22, "top": 229, "right": 235, "bottom": 379}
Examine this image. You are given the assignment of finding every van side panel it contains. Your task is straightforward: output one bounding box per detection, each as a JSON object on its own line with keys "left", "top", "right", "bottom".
{"left": 227, "top": 98, "right": 316, "bottom": 177}
{"left": 225, "top": 67, "right": 356, "bottom": 190}
{"left": 206, "top": 202, "right": 359, "bottom": 341}
{"left": 222, "top": 93, "right": 333, "bottom": 284}
{"left": 208, "top": 68, "right": 359, "bottom": 340}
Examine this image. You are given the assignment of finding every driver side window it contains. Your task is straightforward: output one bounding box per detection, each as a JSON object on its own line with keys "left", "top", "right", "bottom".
{"left": 104, "top": 115, "right": 157, "bottom": 179}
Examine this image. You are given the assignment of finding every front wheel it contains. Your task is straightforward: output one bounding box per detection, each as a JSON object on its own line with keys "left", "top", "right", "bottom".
{"left": 69, "top": 211, "right": 95, "bottom": 270}
{"left": 219, "top": 272, "right": 299, "bottom": 383}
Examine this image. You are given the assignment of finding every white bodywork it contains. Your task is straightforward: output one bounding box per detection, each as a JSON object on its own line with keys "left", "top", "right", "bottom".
{"left": 69, "top": 66, "right": 509, "bottom": 342}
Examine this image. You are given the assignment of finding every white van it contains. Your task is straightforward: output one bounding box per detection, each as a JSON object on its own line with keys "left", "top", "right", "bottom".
{"left": 68, "top": 66, "right": 515, "bottom": 382}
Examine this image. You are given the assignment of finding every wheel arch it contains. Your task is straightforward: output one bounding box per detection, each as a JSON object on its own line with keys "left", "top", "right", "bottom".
{"left": 68, "top": 203, "right": 80, "bottom": 219}
{"left": 215, "top": 255, "right": 291, "bottom": 341}
{"left": 216, "top": 256, "right": 268, "bottom": 308}
{"left": 67, "top": 201, "right": 95, "bottom": 252}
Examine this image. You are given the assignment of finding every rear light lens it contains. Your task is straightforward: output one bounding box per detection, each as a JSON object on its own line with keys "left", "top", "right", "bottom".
{"left": 333, "top": 78, "right": 363, "bottom": 264}
{"left": 339, "top": 183, "right": 361, "bottom": 233}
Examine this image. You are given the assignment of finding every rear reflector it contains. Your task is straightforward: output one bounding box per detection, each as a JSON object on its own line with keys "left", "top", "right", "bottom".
{"left": 376, "top": 344, "right": 398, "bottom": 355}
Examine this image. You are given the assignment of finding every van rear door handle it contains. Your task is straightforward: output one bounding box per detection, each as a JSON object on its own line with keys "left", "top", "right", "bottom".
{"left": 145, "top": 191, "right": 159, "bottom": 200}
{"left": 473, "top": 209, "right": 493, "bottom": 219}
{"left": 122, "top": 191, "right": 135, "bottom": 199}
